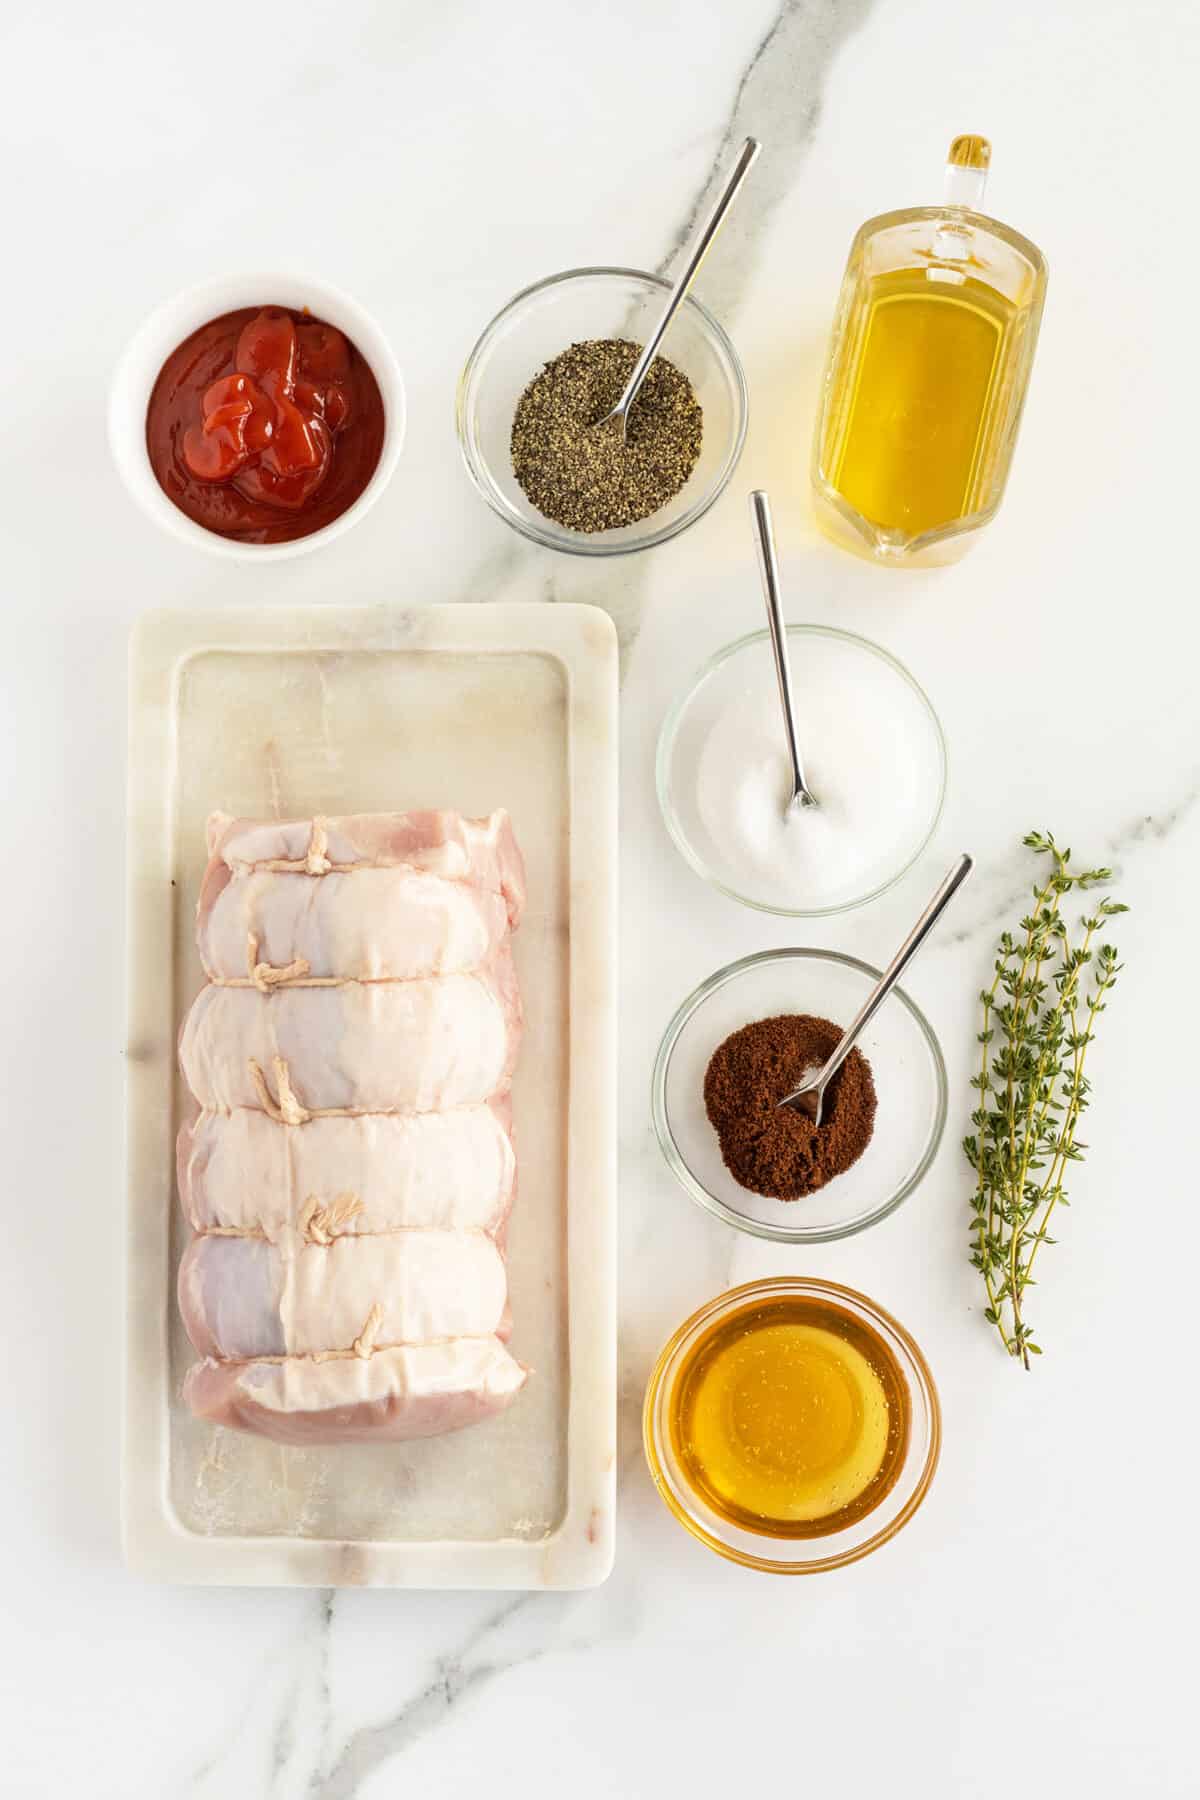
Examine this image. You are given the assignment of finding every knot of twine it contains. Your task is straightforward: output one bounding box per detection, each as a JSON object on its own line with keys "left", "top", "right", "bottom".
{"left": 248, "top": 1055, "right": 311, "bottom": 1126}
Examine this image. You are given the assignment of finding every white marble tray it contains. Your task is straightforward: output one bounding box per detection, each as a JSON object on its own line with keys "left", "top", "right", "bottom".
{"left": 124, "top": 603, "right": 617, "bottom": 1588}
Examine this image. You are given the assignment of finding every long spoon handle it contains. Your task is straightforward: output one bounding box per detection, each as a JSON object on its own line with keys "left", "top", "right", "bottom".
{"left": 778, "top": 853, "right": 975, "bottom": 1108}
{"left": 751, "top": 489, "right": 814, "bottom": 808}
{"left": 609, "top": 136, "right": 760, "bottom": 420}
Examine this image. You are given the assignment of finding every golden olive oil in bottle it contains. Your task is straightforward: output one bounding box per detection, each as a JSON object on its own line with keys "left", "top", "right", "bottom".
{"left": 813, "top": 135, "right": 1047, "bottom": 565}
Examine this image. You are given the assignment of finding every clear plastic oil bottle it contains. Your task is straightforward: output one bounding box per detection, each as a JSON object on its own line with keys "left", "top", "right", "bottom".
{"left": 812, "top": 136, "right": 1047, "bottom": 566}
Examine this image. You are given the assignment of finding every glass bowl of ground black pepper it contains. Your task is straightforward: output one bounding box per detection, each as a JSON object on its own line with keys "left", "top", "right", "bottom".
{"left": 456, "top": 267, "right": 748, "bottom": 554}
{"left": 652, "top": 948, "right": 947, "bottom": 1242}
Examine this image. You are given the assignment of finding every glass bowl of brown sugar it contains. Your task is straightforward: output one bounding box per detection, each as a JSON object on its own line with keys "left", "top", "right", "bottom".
{"left": 456, "top": 267, "right": 748, "bottom": 555}
{"left": 651, "top": 948, "right": 947, "bottom": 1242}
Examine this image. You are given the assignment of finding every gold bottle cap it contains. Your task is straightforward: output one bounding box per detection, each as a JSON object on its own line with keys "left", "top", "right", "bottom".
{"left": 948, "top": 134, "right": 991, "bottom": 172}
{"left": 943, "top": 135, "right": 991, "bottom": 210}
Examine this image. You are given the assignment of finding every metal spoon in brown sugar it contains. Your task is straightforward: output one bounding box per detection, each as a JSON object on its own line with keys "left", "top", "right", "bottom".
{"left": 778, "top": 853, "right": 974, "bottom": 1124}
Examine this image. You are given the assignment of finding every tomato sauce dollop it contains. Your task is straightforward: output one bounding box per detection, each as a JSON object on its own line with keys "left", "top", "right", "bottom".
{"left": 145, "top": 306, "right": 386, "bottom": 544}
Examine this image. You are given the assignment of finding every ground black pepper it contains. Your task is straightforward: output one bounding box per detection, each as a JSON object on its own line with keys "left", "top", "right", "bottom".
{"left": 703, "top": 1014, "right": 877, "bottom": 1200}
{"left": 510, "top": 338, "right": 702, "bottom": 532}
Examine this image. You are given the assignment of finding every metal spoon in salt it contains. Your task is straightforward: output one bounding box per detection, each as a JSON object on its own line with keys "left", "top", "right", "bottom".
{"left": 778, "top": 852, "right": 974, "bottom": 1124}
{"left": 595, "top": 135, "right": 760, "bottom": 441}
{"left": 750, "top": 488, "right": 818, "bottom": 812}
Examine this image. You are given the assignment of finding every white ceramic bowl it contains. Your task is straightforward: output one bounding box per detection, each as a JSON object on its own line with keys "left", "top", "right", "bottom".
{"left": 108, "top": 273, "right": 406, "bottom": 563}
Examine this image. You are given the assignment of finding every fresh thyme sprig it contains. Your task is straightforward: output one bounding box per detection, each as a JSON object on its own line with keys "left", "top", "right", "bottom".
{"left": 965, "top": 832, "right": 1126, "bottom": 1367}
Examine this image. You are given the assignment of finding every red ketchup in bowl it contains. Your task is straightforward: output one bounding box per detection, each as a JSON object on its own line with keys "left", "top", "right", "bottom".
{"left": 145, "top": 306, "right": 386, "bottom": 544}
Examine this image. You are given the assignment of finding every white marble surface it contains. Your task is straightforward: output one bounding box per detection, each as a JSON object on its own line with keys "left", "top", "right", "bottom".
{"left": 2, "top": 0, "right": 1196, "bottom": 1794}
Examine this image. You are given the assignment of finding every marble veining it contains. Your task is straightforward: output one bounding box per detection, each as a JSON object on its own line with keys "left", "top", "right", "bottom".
{"left": 652, "top": 0, "right": 875, "bottom": 313}
{"left": 476, "top": 0, "right": 873, "bottom": 667}
{"left": 937, "top": 771, "right": 1200, "bottom": 950}
{"left": 309, "top": 1596, "right": 536, "bottom": 1800}
{"left": 6, "top": 0, "right": 1198, "bottom": 1794}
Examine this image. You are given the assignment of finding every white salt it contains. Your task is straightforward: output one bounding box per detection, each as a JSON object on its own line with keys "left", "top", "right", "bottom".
{"left": 690, "top": 633, "right": 942, "bottom": 911}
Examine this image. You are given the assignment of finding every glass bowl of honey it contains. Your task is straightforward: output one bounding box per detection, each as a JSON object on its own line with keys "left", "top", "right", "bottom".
{"left": 652, "top": 948, "right": 947, "bottom": 1242}
{"left": 643, "top": 1278, "right": 941, "bottom": 1573}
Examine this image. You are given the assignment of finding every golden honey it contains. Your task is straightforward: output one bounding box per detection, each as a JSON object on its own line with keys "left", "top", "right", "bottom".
{"left": 668, "top": 1294, "right": 910, "bottom": 1538}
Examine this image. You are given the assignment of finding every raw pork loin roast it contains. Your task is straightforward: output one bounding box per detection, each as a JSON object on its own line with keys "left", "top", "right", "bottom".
{"left": 176, "top": 810, "right": 528, "bottom": 1445}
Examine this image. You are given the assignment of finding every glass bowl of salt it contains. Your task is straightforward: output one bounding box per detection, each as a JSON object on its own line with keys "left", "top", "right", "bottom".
{"left": 657, "top": 624, "right": 947, "bottom": 915}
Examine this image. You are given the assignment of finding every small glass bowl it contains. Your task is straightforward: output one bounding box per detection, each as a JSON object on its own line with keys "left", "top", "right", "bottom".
{"left": 657, "top": 625, "right": 948, "bottom": 915}
{"left": 455, "top": 267, "right": 748, "bottom": 556}
{"left": 644, "top": 1278, "right": 941, "bottom": 1574}
{"left": 652, "top": 948, "right": 947, "bottom": 1242}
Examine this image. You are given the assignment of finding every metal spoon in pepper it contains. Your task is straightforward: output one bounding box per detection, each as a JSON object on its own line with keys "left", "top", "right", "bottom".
{"left": 595, "top": 136, "right": 760, "bottom": 441}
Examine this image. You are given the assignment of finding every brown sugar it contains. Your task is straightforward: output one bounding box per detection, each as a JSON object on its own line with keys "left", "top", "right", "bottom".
{"left": 703, "top": 1014, "right": 877, "bottom": 1200}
